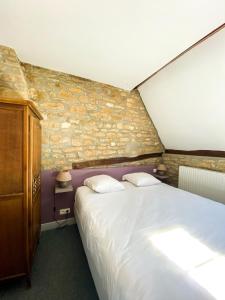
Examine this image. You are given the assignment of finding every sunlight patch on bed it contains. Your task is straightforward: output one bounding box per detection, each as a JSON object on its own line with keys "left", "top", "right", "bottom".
{"left": 149, "top": 228, "right": 225, "bottom": 300}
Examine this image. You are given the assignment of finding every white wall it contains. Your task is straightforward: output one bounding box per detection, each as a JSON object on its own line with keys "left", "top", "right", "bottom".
{"left": 0, "top": 0, "right": 225, "bottom": 90}
{"left": 139, "top": 29, "right": 225, "bottom": 151}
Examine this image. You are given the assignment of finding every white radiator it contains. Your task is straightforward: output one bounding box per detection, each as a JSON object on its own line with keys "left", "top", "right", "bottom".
{"left": 178, "top": 166, "right": 225, "bottom": 204}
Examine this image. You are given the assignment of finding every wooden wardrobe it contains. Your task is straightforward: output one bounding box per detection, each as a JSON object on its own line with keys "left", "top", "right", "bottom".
{"left": 0, "top": 98, "right": 42, "bottom": 285}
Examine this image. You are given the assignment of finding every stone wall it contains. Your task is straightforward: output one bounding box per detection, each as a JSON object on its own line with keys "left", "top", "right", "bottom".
{"left": 21, "top": 63, "right": 163, "bottom": 170}
{"left": 163, "top": 153, "right": 225, "bottom": 186}
{"left": 0, "top": 45, "right": 28, "bottom": 99}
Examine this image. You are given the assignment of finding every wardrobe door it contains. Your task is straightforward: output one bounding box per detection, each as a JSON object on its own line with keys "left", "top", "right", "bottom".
{"left": 0, "top": 105, "right": 26, "bottom": 279}
{"left": 0, "top": 105, "right": 23, "bottom": 194}
{"left": 0, "top": 195, "right": 26, "bottom": 278}
{"left": 29, "top": 114, "right": 41, "bottom": 259}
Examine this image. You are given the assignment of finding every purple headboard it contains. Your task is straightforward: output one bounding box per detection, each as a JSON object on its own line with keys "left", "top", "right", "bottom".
{"left": 71, "top": 165, "right": 155, "bottom": 189}
{"left": 41, "top": 165, "right": 155, "bottom": 224}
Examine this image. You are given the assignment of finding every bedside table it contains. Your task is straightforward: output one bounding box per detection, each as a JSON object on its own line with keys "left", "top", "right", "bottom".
{"left": 54, "top": 183, "right": 74, "bottom": 227}
{"left": 55, "top": 183, "right": 74, "bottom": 194}
{"left": 154, "top": 174, "right": 169, "bottom": 183}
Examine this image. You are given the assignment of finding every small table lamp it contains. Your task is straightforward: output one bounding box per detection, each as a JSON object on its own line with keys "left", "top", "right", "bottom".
{"left": 157, "top": 164, "right": 167, "bottom": 176}
{"left": 56, "top": 170, "right": 72, "bottom": 188}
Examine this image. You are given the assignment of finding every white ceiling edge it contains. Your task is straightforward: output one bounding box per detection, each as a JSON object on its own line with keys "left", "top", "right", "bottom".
{"left": 0, "top": 0, "right": 225, "bottom": 90}
{"left": 139, "top": 29, "right": 225, "bottom": 151}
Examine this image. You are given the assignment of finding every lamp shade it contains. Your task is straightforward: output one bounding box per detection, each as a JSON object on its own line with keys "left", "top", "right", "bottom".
{"left": 157, "top": 164, "right": 167, "bottom": 171}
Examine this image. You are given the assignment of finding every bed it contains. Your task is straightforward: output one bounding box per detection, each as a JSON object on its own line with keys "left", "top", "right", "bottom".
{"left": 74, "top": 180, "right": 225, "bottom": 300}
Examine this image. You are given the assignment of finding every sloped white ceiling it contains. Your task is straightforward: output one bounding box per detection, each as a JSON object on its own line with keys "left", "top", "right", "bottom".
{"left": 0, "top": 0, "right": 224, "bottom": 90}
{"left": 139, "top": 29, "right": 225, "bottom": 151}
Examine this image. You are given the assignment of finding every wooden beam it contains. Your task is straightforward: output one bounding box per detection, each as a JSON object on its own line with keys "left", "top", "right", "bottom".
{"left": 72, "top": 152, "right": 163, "bottom": 169}
{"left": 134, "top": 23, "right": 225, "bottom": 90}
{"left": 165, "top": 149, "right": 225, "bottom": 158}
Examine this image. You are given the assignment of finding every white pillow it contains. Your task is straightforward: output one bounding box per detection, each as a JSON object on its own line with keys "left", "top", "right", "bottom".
{"left": 122, "top": 172, "right": 161, "bottom": 187}
{"left": 84, "top": 175, "right": 125, "bottom": 193}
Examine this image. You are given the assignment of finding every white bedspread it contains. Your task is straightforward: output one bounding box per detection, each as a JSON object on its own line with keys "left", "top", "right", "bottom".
{"left": 75, "top": 182, "right": 225, "bottom": 300}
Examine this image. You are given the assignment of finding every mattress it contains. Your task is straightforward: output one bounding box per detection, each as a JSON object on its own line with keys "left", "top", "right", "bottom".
{"left": 74, "top": 182, "right": 225, "bottom": 300}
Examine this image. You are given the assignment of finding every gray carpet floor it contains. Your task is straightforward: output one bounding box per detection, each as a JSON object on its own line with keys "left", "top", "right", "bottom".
{"left": 0, "top": 225, "right": 99, "bottom": 300}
